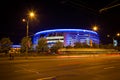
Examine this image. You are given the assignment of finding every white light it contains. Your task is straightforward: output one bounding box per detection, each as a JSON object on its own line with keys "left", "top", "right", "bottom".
{"left": 46, "top": 36, "right": 64, "bottom": 39}
{"left": 47, "top": 40, "right": 64, "bottom": 43}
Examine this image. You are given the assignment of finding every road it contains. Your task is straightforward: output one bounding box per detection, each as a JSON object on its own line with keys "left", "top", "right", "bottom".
{"left": 0, "top": 55, "right": 120, "bottom": 80}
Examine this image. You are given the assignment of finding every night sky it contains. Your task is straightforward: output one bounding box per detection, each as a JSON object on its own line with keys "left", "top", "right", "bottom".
{"left": 0, "top": 0, "right": 120, "bottom": 44}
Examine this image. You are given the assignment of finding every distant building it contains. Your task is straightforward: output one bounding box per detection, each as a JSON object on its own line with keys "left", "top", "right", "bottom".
{"left": 12, "top": 45, "right": 21, "bottom": 49}
{"left": 10, "top": 45, "right": 21, "bottom": 53}
{"left": 33, "top": 29, "right": 99, "bottom": 47}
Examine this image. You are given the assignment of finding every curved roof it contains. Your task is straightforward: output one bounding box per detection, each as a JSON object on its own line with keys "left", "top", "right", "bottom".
{"left": 34, "top": 29, "right": 98, "bottom": 36}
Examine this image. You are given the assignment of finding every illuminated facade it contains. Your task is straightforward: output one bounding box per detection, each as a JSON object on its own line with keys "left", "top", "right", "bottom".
{"left": 33, "top": 29, "right": 99, "bottom": 47}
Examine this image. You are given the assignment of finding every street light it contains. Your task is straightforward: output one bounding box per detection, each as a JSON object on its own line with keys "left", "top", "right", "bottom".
{"left": 23, "top": 11, "right": 35, "bottom": 37}
{"left": 22, "top": 19, "right": 29, "bottom": 38}
{"left": 117, "top": 33, "right": 120, "bottom": 37}
{"left": 113, "top": 33, "right": 120, "bottom": 47}
{"left": 92, "top": 25, "right": 98, "bottom": 31}
{"left": 22, "top": 11, "right": 35, "bottom": 58}
{"left": 107, "top": 33, "right": 120, "bottom": 47}
{"left": 88, "top": 25, "right": 99, "bottom": 47}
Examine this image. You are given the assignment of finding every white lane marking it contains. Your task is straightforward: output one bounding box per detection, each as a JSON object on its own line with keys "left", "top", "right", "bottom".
{"left": 15, "top": 67, "right": 41, "bottom": 74}
{"left": 37, "top": 76, "right": 55, "bottom": 80}
{"left": 14, "top": 68, "right": 35, "bottom": 72}
{"left": 104, "top": 66, "right": 115, "bottom": 69}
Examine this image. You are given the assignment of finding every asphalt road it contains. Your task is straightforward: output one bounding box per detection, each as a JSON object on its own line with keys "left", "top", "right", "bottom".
{"left": 0, "top": 55, "right": 120, "bottom": 80}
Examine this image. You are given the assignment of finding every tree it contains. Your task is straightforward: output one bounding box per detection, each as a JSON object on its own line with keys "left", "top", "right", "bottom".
{"left": 20, "top": 37, "right": 32, "bottom": 53}
{"left": 36, "top": 38, "right": 48, "bottom": 53}
{"left": 74, "top": 42, "right": 83, "bottom": 48}
{"left": 0, "top": 37, "right": 13, "bottom": 53}
{"left": 50, "top": 41, "right": 64, "bottom": 54}
{"left": 74, "top": 42, "right": 90, "bottom": 48}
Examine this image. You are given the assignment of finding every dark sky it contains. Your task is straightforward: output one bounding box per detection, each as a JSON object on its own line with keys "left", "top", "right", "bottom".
{"left": 0, "top": 0, "right": 120, "bottom": 44}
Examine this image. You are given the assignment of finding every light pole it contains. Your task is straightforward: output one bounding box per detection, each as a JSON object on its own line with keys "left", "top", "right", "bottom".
{"left": 88, "top": 25, "right": 99, "bottom": 47}
{"left": 107, "top": 33, "right": 120, "bottom": 47}
{"left": 22, "top": 19, "right": 29, "bottom": 38}
{"left": 113, "top": 33, "right": 120, "bottom": 47}
{"left": 22, "top": 11, "right": 35, "bottom": 58}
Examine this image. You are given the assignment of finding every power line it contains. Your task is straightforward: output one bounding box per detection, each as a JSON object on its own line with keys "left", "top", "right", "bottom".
{"left": 99, "top": 0, "right": 120, "bottom": 13}
{"left": 102, "top": 0, "right": 119, "bottom": 8}
{"left": 61, "top": 0, "right": 99, "bottom": 16}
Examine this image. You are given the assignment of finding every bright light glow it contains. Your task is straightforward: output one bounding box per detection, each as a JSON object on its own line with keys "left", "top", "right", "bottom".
{"left": 92, "top": 26, "right": 98, "bottom": 31}
{"left": 29, "top": 12, "right": 35, "bottom": 18}
{"left": 46, "top": 36, "right": 64, "bottom": 39}
{"left": 22, "top": 19, "right": 26, "bottom": 22}
{"left": 107, "top": 34, "right": 110, "bottom": 37}
{"left": 47, "top": 40, "right": 64, "bottom": 43}
{"left": 34, "top": 29, "right": 98, "bottom": 36}
{"left": 117, "top": 33, "right": 120, "bottom": 36}
{"left": 22, "top": 11, "right": 36, "bottom": 23}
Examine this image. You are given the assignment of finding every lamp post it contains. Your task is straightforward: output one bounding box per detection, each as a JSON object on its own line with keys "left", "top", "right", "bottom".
{"left": 113, "top": 33, "right": 120, "bottom": 47}
{"left": 22, "top": 11, "right": 35, "bottom": 58}
{"left": 88, "top": 25, "right": 99, "bottom": 47}
{"left": 107, "top": 33, "right": 120, "bottom": 47}
{"left": 22, "top": 19, "right": 29, "bottom": 38}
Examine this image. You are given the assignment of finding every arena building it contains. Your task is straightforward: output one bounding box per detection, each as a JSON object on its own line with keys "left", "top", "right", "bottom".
{"left": 33, "top": 29, "right": 99, "bottom": 47}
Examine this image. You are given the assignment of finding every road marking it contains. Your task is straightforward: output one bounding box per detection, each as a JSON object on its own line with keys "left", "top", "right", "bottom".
{"left": 104, "top": 66, "right": 115, "bottom": 69}
{"left": 37, "top": 76, "right": 56, "bottom": 80}
{"left": 15, "top": 67, "right": 41, "bottom": 74}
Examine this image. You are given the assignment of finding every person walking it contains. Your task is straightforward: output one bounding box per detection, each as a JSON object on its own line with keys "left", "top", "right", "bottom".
{"left": 9, "top": 49, "right": 14, "bottom": 60}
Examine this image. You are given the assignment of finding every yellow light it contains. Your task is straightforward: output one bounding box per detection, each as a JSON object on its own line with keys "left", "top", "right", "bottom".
{"left": 22, "top": 19, "right": 26, "bottom": 22}
{"left": 29, "top": 11, "right": 35, "bottom": 18}
{"left": 117, "top": 33, "right": 120, "bottom": 36}
{"left": 107, "top": 34, "right": 110, "bottom": 37}
{"left": 92, "top": 26, "right": 98, "bottom": 31}
{"left": 30, "top": 12, "right": 34, "bottom": 17}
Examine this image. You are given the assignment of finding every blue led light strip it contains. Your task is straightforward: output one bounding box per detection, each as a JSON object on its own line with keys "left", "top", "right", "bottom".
{"left": 34, "top": 29, "right": 97, "bottom": 36}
